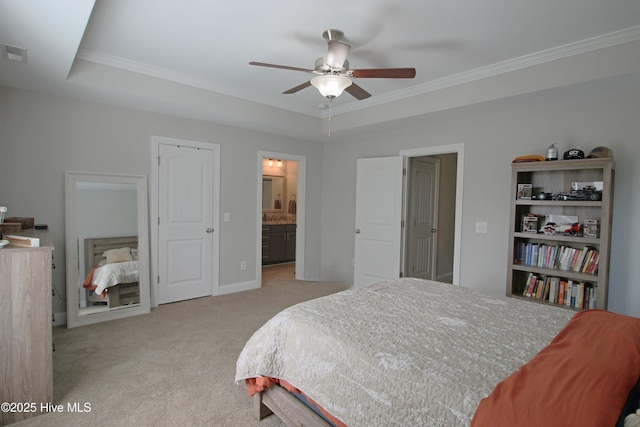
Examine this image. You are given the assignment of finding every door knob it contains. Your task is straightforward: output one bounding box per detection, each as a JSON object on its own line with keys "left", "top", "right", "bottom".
{"left": 355, "top": 229, "right": 361, "bottom": 234}
{"left": 206, "top": 228, "right": 214, "bottom": 233}
{"left": 430, "top": 228, "right": 437, "bottom": 233}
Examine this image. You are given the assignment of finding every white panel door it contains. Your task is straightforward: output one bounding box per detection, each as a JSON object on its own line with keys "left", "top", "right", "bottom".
{"left": 353, "top": 156, "right": 403, "bottom": 288}
{"left": 158, "top": 144, "right": 214, "bottom": 304}
{"left": 406, "top": 157, "right": 439, "bottom": 279}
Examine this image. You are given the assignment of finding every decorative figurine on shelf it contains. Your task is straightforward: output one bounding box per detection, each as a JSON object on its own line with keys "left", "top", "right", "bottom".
{"left": 563, "top": 222, "right": 583, "bottom": 236}
{"left": 546, "top": 143, "right": 558, "bottom": 161}
{"left": 540, "top": 221, "right": 583, "bottom": 236}
{"left": 0, "top": 206, "right": 6, "bottom": 224}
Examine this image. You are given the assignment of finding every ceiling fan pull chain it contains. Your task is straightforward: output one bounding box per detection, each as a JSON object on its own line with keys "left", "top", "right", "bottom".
{"left": 328, "top": 100, "right": 333, "bottom": 137}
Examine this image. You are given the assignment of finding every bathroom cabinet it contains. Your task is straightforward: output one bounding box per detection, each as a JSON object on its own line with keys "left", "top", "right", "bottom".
{"left": 262, "top": 224, "right": 296, "bottom": 265}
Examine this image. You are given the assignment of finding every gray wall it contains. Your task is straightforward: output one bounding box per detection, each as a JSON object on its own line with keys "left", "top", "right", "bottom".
{"left": 320, "top": 90, "right": 640, "bottom": 317}
{"left": 2, "top": 83, "right": 639, "bottom": 320}
{"left": 0, "top": 86, "right": 325, "bottom": 318}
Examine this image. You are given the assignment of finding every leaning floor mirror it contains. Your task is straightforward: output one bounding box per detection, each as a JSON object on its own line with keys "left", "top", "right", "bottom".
{"left": 65, "top": 171, "right": 151, "bottom": 328}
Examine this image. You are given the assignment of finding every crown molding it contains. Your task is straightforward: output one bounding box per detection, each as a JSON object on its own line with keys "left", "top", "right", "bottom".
{"left": 74, "top": 48, "right": 321, "bottom": 117}
{"left": 76, "top": 25, "right": 640, "bottom": 120}
{"left": 326, "top": 25, "right": 640, "bottom": 117}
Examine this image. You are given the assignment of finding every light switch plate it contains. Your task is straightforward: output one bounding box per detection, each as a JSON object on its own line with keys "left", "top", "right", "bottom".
{"left": 475, "top": 221, "right": 488, "bottom": 233}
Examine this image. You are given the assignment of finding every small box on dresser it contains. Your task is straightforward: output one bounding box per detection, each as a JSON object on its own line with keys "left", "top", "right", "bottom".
{"left": 4, "top": 216, "right": 34, "bottom": 229}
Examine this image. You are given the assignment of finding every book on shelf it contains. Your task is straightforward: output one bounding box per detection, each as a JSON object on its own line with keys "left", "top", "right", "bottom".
{"left": 542, "top": 278, "right": 550, "bottom": 301}
{"left": 575, "top": 282, "right": 585, "bottom": 309}
{"left": 574, "top": 247, "right": 589, "bottom": 272}
{"left": 548, "top": 277, "right": 559, "bottom": 303}
{"left": 524, "top": 272, "right": 538, "bottom": 297}
{"left": 564, "top": 280, "right": 572, "bottom": 307}
{"left": 570, "top": 282, "right": 577, "bottom": 307}
{"left": 515, "top": 242, "right": 600, "bottom": 275}
{"left": 535, "top": 278, "right": 545, "bottom": 299}
{"left": 583, "top": 284, "right": 594, "bottom": 309}
{"left": 558, "top": 280, "right": 566, "bottom": 305}
{"left": 518, "top": 273, "right": 596, "bottom": 309}
{"left": 585, "top": 251, "right": 600, "bottom": 274}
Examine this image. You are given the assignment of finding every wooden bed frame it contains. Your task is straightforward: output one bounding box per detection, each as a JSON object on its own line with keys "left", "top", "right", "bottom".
{"left": 254, "top": 386, "right": 332, "bottom": 427}
{"left": 84, "top": 236, "right": 140, "bottom": 308}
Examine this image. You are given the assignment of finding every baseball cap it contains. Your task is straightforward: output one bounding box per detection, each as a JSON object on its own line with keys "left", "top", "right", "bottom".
{"left": 586, "top": 146, "right": 613, "bottom": 159}
{"left": 563, "top": 149, "right": 585, "bottom": 160}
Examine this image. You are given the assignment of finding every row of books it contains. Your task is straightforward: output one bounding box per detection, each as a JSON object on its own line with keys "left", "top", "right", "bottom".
{"left": 514, "top": 243, "right": 599, "bottom": 274}
{"left": 522, "top": 273, "right": 596, "bottom": 309}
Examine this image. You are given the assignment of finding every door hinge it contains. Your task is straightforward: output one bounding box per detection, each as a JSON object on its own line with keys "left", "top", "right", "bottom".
{"left": 158, "top": 217, "right": 160, "bottom": 225}
{"left": 401, "top": 220, "right": 404, "bottom": 228}
{"left": 403, "top": 168, "right": 407, "bottom": 175}
{"left": 157, "top": 275, "right": 160, "bottom": 284}
{"left": 157, "top": 155, "right": 161, "bottom": 166}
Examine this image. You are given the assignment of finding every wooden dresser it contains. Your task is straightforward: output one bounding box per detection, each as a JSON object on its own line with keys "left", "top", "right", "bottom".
{"left": 0, "top": 230, "right": 53, "bottom": 425}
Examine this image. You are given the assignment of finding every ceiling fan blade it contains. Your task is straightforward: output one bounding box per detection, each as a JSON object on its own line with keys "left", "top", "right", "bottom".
{"left": 326, "top": 40, "right": 350, "bottom": 69}
{"left": 351, "top": 68, "right": 416, "bottom": 78}
{"left": 249, "top": 61, "right": 313, "bottom": 73}
{"left": 283, "top": 81, "right": 312, "bottom": 94}
{"left": 345, "top": 82, "right": 371, "bottom": 100}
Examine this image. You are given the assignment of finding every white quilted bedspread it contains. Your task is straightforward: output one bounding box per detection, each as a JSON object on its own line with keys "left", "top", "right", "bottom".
{"left": 92, "top": 261, "right": 139, "bottom": 295}
{"left": 235, "top": 278, "right": 575, "bottom": 426}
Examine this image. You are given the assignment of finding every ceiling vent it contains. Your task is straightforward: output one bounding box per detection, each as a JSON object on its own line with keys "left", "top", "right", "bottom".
{"left": 1, "top": 44, "right": 27, "bottom": 63}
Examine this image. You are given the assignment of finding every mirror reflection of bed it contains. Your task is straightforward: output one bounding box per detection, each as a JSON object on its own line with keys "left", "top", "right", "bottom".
{"left": 64, "top": 171, "right": 151, "bottom": 328}
{"left": 81, "top": 236, "right": 140, "bottom": 314}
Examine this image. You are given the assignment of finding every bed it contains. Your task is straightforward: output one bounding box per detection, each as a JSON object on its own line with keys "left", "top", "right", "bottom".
{"left": 235, "top": 277, "right": 640, "bottom": 427}
{"left": 82, "top": 236, "right": 140, "bottom": 308}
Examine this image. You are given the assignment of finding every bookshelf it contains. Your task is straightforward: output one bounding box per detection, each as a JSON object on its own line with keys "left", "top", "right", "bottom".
{"left": 507, "top": 158, "right": 614, "bottom": 310}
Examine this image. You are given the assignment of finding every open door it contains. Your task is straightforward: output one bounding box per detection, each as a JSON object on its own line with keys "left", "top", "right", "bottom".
{"left": 353, "top": 156, "right": 403, "bottom": 287}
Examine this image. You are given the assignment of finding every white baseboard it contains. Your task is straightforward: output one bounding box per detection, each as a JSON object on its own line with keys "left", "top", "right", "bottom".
{"left": 217, "top": 279, "right": 259, "bottom": 295}
{"left": 52, "top": 312, "right": 67, "bottom": 327}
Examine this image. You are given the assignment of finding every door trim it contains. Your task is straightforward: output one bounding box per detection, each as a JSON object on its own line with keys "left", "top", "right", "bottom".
{"left": 399, "top": 143, "right": 464, "bottom": 286}
{"left": 256, "top": 151, "right": 306, "bottom": 285}
{"left": 150, "top": 136, "right": 221, "bottom": 307}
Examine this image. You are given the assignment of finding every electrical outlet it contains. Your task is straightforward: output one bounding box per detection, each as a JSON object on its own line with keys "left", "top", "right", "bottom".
{"left": 475, "top": 222, "right": 488, "bottom": 234}
{"left": 240, "top": 260, "right": 247, "bottom": 270}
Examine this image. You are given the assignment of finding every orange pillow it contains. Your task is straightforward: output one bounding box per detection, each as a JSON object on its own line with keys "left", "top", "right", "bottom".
{"left": 472, "top": 310, "right": 640, "bottom": 427}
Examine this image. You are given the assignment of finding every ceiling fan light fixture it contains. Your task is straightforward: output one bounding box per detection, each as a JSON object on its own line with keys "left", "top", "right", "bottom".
{"left": 311, "top": 75, "right": 352, "bottom": 99}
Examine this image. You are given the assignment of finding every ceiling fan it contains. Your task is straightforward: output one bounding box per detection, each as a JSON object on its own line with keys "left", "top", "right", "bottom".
{"left": 250, "top": 29, "right": 416, "bottom": 101}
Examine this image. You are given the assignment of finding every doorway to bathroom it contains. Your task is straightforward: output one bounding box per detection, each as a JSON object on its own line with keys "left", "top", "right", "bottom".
{"left": 256, "top": 151, "right": 306, "bottom": 286}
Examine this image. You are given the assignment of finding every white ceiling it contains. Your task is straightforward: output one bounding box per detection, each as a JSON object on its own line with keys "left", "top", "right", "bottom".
{"left": 2, "top": 0, "right": 640, "bottom": 141}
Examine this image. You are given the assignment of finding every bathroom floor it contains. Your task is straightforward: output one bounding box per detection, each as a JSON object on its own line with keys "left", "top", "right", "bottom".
{"left": 262, "top": 262, "right": 295, "bottom": 285}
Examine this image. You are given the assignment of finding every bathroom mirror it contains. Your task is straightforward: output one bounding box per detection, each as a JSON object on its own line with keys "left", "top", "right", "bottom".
{"left": 262, "top": 175, "right": 286, "bottom": 212}
{"left": 64, "top": 171, "right": 151, "bottom": 328}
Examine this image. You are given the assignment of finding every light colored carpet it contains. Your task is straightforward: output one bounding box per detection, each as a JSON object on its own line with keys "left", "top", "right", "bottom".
{"left": 14, "top": 264, "right": 349, "bottom": 427}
